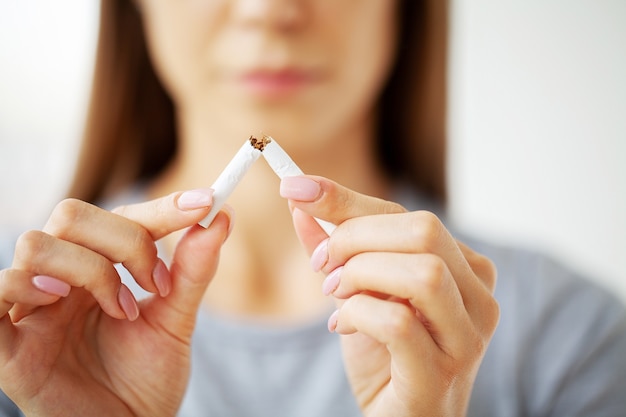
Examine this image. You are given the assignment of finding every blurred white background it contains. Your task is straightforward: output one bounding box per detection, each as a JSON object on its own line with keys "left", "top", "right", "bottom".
{"left": 1, "top": 1, "right": 624, "bottom": 300}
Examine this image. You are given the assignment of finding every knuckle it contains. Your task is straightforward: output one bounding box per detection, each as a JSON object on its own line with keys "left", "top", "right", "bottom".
{"left": 453, "top": 322, "right": 488, "bottom": 365}
{"left": 483, "top": 296, "right": 501, "bottom": 335}
{"left": 52, "top": 198, "right": 85, "bottom": 224}
{"left": 470, "top": 290, "right": 500, "bottom": 338}
{"left": 415, "top": 210, "right": 442, "bottom": 230}
{"left": 89, "top": 255, "right": 118, "bottom": 289}
{"left": 129, "top": 227, "right": 157, "bottom": 259}
{"left": 407, "top": 211, "right": 443, "bottom": 252}
{"left": 417, "top": 255, "right": 448, "bottom": 296}
{"left": 480, "top": 257, "right": 498, "bottom": 292}
{"left": 451, "top": 332, "right": 487, "bottom": 370}
{"left": 466, "top": 330, "right": 487, "bottom": 358}
{"left": 47, "top": 198, "right": 88, "bottom": 236}
{"left": 385, "top": 304, "right": 416, "bottom": 340}
{"left": 319, "top": 180, "right": 345, "bottom": 209}
{"left": 464, "top": 247, "right": 497, "bottom": 292}
{"left": 14, "top": 230, "right": 48, "bottom": 266}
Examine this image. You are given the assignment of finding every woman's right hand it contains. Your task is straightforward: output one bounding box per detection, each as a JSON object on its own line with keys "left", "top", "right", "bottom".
{"left": 0, "top": 190, "right": 231, "bottom": 417}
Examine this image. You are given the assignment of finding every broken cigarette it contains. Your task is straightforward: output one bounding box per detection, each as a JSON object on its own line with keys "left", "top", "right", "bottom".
{"left": 198, "top": 139, "right": 261, "bottom": 228}
{"left": 260, "top": 136, "right": 336, "bottom": 235}
{"left": 199, "top": 135, "right": 336, "bottom": 235}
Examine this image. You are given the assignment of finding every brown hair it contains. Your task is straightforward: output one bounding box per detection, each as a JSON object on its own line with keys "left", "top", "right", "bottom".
{"left": 68, "top": 0, "right": 448, "bottom": 204}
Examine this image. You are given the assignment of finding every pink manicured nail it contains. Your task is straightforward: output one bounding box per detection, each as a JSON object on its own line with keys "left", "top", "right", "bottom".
{"left": 32, "top": 275, "right": 71, "bottom": 297}
{"left": 327, "top": 309, "right": 340, "bottom": 333}
{"left": 177, "top": 189, "right": 213, "bottom": 210}
{"left": 310, "top": 238, "right": 329, "bottom": 272}
{"left": 152, "top": 258, "right": 171, "bottom": 297}
{"left": 118, "top": 284, "right": 139, "bottom": 321}
{"left": 280, "top": 176, "right": 322, "bottom": 201}
{"left": 322, "top": 266, "right": 343, "bottom": 296}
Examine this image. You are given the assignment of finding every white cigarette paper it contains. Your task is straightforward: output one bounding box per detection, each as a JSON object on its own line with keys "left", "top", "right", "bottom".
{"left": 199, "top": 135, "right": 336, "bottom": 236}
{"left": 198, "top": 140, "right": 261, "bottom": 228}
{"left": 261, "top": 136, "right": 336, "bottom": 235}
{"left": 261, "top": 139, "right": 306, "bottom": 178}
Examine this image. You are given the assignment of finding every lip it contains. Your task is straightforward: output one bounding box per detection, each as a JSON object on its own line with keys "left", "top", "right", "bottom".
{"left": 236, "top": 68, "right": 322, "bottom": 98}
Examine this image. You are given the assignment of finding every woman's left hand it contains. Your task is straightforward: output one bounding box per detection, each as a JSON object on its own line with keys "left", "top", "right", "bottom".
{"left": 281, "top": 175, "right": 499, "bottom": 417}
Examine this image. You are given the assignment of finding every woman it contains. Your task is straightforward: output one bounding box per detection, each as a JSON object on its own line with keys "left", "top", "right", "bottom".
{"left": 1, "top": 1, "right": 625, "bottom": 416}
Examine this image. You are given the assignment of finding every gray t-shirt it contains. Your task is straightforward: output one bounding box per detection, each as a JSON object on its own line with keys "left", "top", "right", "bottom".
{"left": 1, "top": 190, "right": 625, "bottom": 416}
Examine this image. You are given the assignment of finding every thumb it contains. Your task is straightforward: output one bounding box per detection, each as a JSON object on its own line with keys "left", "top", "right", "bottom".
{"left": 281, "top": 175, "right": 405, "bottom": 226}
{"left": 283, "top": 176, "right": 406, "bottom": 255}
{"left": 142, "top": 209, "right": 232, "bottom": 339}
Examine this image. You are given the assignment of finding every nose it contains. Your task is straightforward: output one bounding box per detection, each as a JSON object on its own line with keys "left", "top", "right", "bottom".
{"left": 231, "top": 0, "right": 306, "bottom": 31}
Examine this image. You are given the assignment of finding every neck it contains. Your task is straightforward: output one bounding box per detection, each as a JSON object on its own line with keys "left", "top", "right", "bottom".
{"left": 149, "top": 111, "right": 391, "bottom": 322}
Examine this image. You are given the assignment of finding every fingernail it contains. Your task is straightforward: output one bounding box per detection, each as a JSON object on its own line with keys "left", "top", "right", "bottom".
{"left": 118, "top": 284, "right": 139, "bottom": 321}
{"left": 32, "top": 275, "right": 71, "bottom": 297}
{"left": 327, "top": 309, "right": 340, "bottom": 333}
{"left": 322, "top": 266, "right": 343, "bottom": 296}
{"left": 280, "top": 176, "right": 322, "bottom": 201}
{"left": 177, "top": 189, "right": 213, "bottom": 210}
{"left": 152, "top": 258, "right": 171, "bottom": 297}
{"left": 310, "top": 238, "right": 329, "bottom": 272}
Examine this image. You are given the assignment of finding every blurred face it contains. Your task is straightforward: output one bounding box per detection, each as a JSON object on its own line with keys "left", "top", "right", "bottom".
{"left": 138, "top": 0, "right": 398, "bottom": 150}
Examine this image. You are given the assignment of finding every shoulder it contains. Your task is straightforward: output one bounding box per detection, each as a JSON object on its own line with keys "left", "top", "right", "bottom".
{"left": 0, "top": 390, "right": 21, "bottom": 417}
{"left": 464, "top": 235, "right": 626, "bottom": 416}
{"left": 466, "top": 236, "right": 626, "bottom": 334}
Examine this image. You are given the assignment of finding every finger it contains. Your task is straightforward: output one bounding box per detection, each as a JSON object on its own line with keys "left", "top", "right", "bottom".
{"left": 326, "top": 252, "right": 472, "bottom": 355}
{"left": 112, "top": 190, "right": 214, "bottom": 295}
{"left": 43, "top": 199, "right": 163, "bottom": 295}
{"left": 111, "top": 188, "right": 213, "bottom": 239}
{"left": 0, "top": 269, "right": 67, "bottom": 319}
{"left": 12, "top": 230, "right": 127, "bottom": 320}
{"left": 330, "top": 294, "right": 489, "bottom": 406}
{"left": 283, "top": 176, "right": 404, "bottom": 261}
{"left": 4, "top": 275, "right": 73, "bottom": 324}
{"left": 318, "top": 212, "right": 484, "bottom": 300}
{"left": 284, "top": 177, "right": 495, "bottom": 326}
{"left": 141, "top": 209, "right": 232, "bottom": 339}
{"left": 313, "top": 211, "right": 497, "bottom": 329}
{"left": 281, "top": 175, "right": 406, "bottom": 226}
{"left": 457, "top": 241, "right": 497, "bottom": 292}
{"left": 325, "top": 211, "right": 458, "bottom": 270}
{"left": 331, "top": 294, "right": 443, "bottom": 373}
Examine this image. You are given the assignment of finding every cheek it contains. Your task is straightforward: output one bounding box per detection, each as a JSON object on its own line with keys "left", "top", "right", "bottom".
{"left": 140, "top": 2, "right": 225, "bottom": 105}
{"left": 323, "top": 3, "right": 398, "bottom": 120}
{"left": 259, "top": 2, "right": 398, "bottom": 143}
